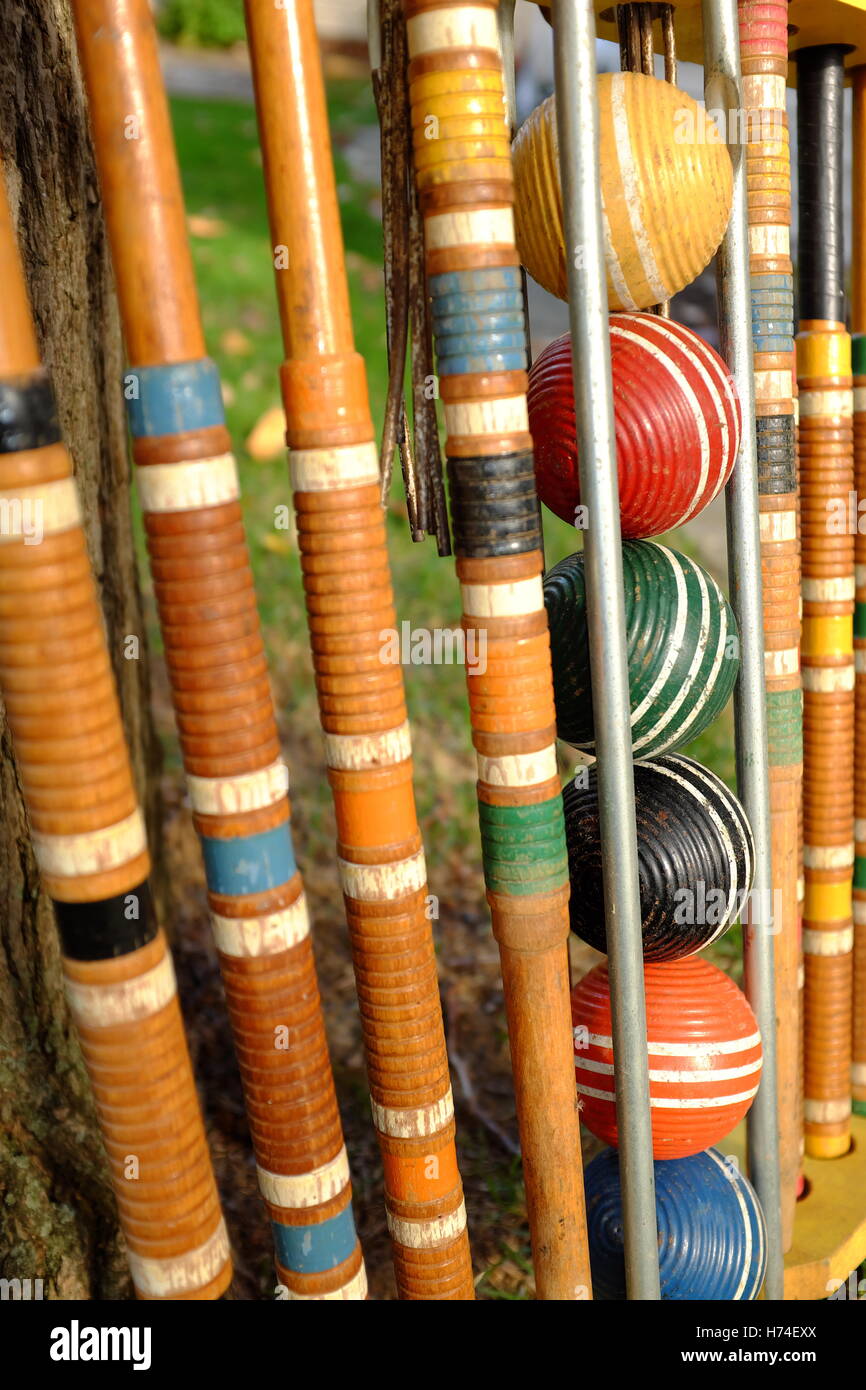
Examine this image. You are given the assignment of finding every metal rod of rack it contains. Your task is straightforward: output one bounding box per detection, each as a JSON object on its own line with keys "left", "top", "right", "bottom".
{"left": 551, "top": 0, "right": 661, "bottom": 1302}
{"left": 701, "top": 0, "right": 784, "bottom": 1301}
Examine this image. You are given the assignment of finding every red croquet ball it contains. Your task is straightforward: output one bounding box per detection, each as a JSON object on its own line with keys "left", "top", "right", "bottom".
{"left": 571, "top": 956, "right": 762, "bottom": 1158}
{"left": 527, "top": 312, "right": 741, "bottom": 537}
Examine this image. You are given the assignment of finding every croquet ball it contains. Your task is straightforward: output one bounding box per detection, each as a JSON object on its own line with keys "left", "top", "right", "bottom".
{"left": 563, "top": 754, "right": 754, "bottom": 961}
{"left": 572, "top": 956, "right": 762, "bottom": 1158}
{"left": 584, "top": 1147, "right": 767, "bottom": 1300}
{"left": 544, "top": 541, "right": 739, "bottom": 757}
{"left": 527, "top": 315, "right": 741, "bottom": 536}
{"left": 512, "top": 72, "right": 733, "bottom": 309}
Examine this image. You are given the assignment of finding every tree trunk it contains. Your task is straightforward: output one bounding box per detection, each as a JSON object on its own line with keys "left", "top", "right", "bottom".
{"left": 0, "top": 0, "right": 160, "bottom": 1300}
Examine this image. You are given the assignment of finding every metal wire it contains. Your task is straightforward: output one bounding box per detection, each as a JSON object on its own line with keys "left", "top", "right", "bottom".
{"left": 616, "top": 4, "right": 671, "bottom": 314}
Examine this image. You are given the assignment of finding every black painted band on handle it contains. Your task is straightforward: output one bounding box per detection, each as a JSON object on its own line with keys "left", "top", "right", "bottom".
{"left": 0, "top": 371, "right": 62, "bottom": 454}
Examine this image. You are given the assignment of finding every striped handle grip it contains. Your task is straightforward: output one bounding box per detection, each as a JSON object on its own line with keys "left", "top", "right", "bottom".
{"left": 852, "top": 331, "right": 866, "bottom": 1112}
{"left": 403, "top": 0, "right": 591, "bottom": 1299}
{"left": 851, "top": 68, "right": 866, "bottom": 1117}
{"left": 63, "top": 933, "right": 231, "bottom": 1300}
{"left": 0, "top": 180, "right": 229, "bottom": 1298}
{"left": 798, "top": 323, "right": 854, "bottom": 1158}
{"left": 737, "top": 0, "right": 802, "bottom": 1245}
{"left": 796, "top": 44, "right": 854, "bottom": 1159}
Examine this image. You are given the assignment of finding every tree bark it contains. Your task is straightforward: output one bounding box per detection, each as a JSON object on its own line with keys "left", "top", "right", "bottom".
{"left": 0, "top": 0, "right": 159, "bottom": 1300}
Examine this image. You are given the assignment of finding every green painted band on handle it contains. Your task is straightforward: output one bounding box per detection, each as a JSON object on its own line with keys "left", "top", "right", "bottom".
{"left": 765, "top": 687, "right": 803, "bottom": 766}
{"left": 479, "top": 794, "right": 568, "bottom": 895}
{"left": 481, "top": 838, "right": 568, "bottom": 869}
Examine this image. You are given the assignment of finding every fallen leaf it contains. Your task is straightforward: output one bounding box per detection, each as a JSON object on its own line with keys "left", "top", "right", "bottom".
{"left": 220, "top": 328, "right": 252, "bottom": 357}
{"left": 246, "top": 404, "right": 286, "bottom": 460}
{"left": 262, "top": 531, "right": 295, "bottom": 555}
{"left": 187, "top": 213, "right": 228, "bottom": 239}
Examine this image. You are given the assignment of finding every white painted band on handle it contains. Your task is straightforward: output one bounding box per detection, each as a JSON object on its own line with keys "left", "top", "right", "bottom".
{"left": 407, "top": 6, "right": 499, "bottom": 58}
{"left": 460, "top": 574, "right": 544, "bottom": 617}
{"left": 187, "top": 760, "right": 288, "bottom": 816}
{"left": 748, "top": 223, "right": 790, "bottom": 257}
{"left": 758, "top": 510, "right": 797, "bottom": 543}
{"left": 425, "top": 206, "right": 515, "bottom": 251}
{"left": 33, "top": 808, "right": 146, "bottom": 878}
{"left": 324, "top": 722, "right": 412, "bottom": 771}
{"left": 0, "top": 476, "right": 81, "bottom": 542}
{"left": 754, "top": 369, "right": 792, "bottom": 403}
{"left": 801, "top": 665, "right": 855, "bottom": 692}
{"left": 387, "top": 1201, "right": 468, "bottom": 1250}
{"left": 798, "top": 389, "right": 853, "bottom": 419}
{"left": 802, "top": 577, "right": 855, "bottom": 603}
{"left": 802, "top": 927, "right": 854, "bottom": 956}
{"left": 477, "top": 744, "right": 558, "bottom": 788}
{"left": 257, "top": 1146, "right": 351, "bottom": 1209}
{"left": 339, "top": 850, "right": 427, "bottom": 902}
{"left": 371, "top": 1088, "right": 455, "bottom": 1139}
{"left": 64, "top": 949, "right": 176, "bottom": 1029}
{"left": 764, "top": 646, "right": 798, "bottom": 678}
{"left": 803, "top": 1098, "right": 851, "bottom": 1124}
{"left": 137, "top": 453, "right": 239, "bottom": 513}
{"left": 444, "top": 396, "right": 528, "bottom": 438}
{"left": 802, "top": 843, "right": 854, "bottom": 870}
{"left": 290, "top": 442, "right": 380, "bottom": 492}
{"left": 128, "top": 1219, "right": 230, "bottom": 1298}
{"left": 212, "top": 894, "right": 310, "bottom": 957}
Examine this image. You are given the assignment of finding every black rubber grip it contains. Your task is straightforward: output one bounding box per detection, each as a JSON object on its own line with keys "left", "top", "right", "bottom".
{"left": 796, "top": 45, "right": 848, "bottom": 323}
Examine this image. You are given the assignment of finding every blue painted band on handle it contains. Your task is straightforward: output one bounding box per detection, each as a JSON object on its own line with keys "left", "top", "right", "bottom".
{"left": 272, "top": 1204, "right": 358, "bottom": 1273}
{"left": 438, "top": 330, "right": 527, "bottom": 355}
{"left": 751, "top": 299, "right": 793, "bottom": 316}
{"left": 750, "top": 289, "right": 794, "bottom": 304}
{"left": 751, "top": 335, "right": 794, "bottom": 353}
{"left": 749, "top": 273, "right": 794, "bottom": 292}
{"left": 751, "top": 312, "right": 794, "bottom": 331}
{"left": 750, "top": 305, "right": 793, "bottom": 322}
{"left": 124, "top": 358, "right": 226, "bottom": 438}
{"left": 432, "top": 308, "right": 525, "bottom": 337}
{"left": 429, "top": 266, "right": 522, "bottom": 298}
{"left": 432, "top": 290, "right": 524, "bottom": 319}
{"left": 201, "top": 819, "right": 296, "bottom": 897}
